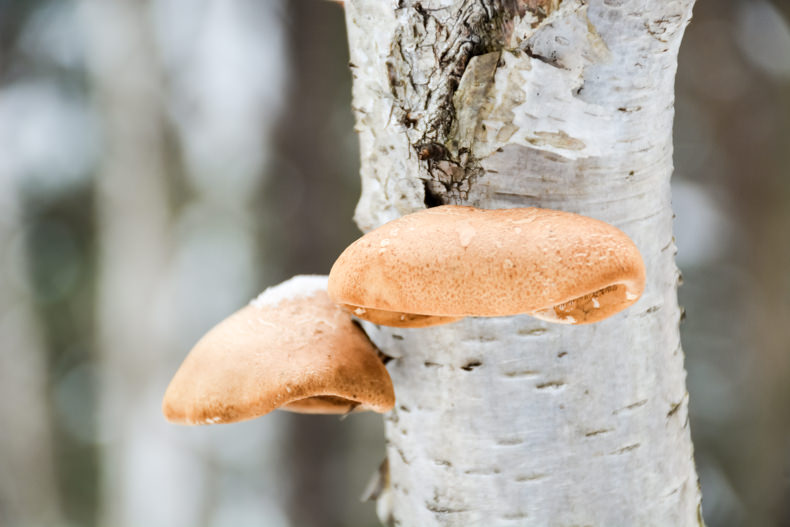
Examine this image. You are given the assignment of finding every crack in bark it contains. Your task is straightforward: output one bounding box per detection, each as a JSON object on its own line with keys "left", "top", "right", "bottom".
{"left": 425, "top": 503, "right": 470, "bottom": 514}
{"left": 610, "top": 443, "right": 641, "bottom": 455}
{"left": 612, "top": 398, "right": 648, "bottom": 414}
{"left": 584, "top": 428, "right": 613, "bottom": 437}
{"left": 461, "top": 359, "right": 483, "bottom": 371}
{"left": 388, "top": 0, "right": 563, "bottom": 205}
{"left": 502, "top": 368, "right": 541, "bottom": 377}
{"left": 667, "top": 394, "right": 688, "bottom": 418}
{"left": 515, "top": 473, "right": 546, "bottom": 482}
{"left": 535, "top": 380, "right": 566, "bottom": 389}
{"left": 523, "top": 42, "right": 566, "bottom": 68}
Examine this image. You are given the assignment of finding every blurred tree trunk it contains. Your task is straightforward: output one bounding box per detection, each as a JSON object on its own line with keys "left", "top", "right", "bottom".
{"left": 271, "top": 2, "right": 361, "bottom": 525}
{"left": 79, "top": 1, "right": 192, "bottom": 525}
{"left": 0, "top": 182, "right": 63, "bottom": 527}
{"left": 0, "top": 6, "right": 63, "bottom": 526}
{"left": 345, "top": 0, "right": 702, "bottom": 525}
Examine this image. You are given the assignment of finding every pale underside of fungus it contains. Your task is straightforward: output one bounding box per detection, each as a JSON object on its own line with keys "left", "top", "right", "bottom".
{"left": 329, "top": 205, "right": 645, "bottom": 327}
{"left": 162, "top": 275, "right": 395, "bottom": 425}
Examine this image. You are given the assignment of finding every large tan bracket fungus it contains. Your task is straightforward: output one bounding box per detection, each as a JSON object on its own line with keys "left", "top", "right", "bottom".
{"left": 328, "top": 205, "right": 645, "bottom": 327}
{"left": 162, "top": 275, "right": 395, "bottom": 425}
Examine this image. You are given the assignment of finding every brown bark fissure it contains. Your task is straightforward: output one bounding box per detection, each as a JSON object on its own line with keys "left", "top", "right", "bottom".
{"left": 388, "top": 0, "right": 561, "bottom": 205}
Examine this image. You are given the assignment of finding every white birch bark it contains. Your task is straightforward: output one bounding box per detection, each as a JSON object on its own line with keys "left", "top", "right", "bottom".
{"left": 344, "top": 0, "right": 702, "bottom": 525}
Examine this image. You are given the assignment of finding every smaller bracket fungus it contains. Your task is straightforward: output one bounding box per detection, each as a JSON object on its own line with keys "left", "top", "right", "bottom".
{"left": 162, "top": 275, "right": 395, "bottom": 425}
{"left": 328, "top": 205, "right": 645, "bottom": 327}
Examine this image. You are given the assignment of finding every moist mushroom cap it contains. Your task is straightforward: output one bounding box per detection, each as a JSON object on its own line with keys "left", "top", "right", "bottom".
{"left": 162, "top": 276, "right": 395, "bottom": 424}
{"left": 328, "top": 205, "right": 645, "bottom": 325}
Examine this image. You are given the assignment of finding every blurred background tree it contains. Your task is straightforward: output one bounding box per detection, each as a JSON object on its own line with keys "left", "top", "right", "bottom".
{"left": 0, "top": 0, "right": 787, "bottom": 526}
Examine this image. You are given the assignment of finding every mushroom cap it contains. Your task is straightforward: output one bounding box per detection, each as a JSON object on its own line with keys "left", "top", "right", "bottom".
{"left": 162, "top": 276, "right": 395, "bottom": 425}
{"left": 328, "top": 205, "right": 645, "bottom": 325}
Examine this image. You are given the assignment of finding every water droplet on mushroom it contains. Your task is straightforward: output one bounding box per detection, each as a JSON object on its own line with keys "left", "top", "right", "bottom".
{"left": 457, "top": 222, "right": 476, "bottom": 248}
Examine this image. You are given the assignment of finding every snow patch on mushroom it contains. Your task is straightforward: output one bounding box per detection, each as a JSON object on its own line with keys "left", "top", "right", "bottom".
{"left": 250, "top": 274, "right": 329, "bottom": 308}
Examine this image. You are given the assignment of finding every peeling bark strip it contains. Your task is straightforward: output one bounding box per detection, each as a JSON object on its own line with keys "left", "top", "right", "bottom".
{"left": 345, "top": 0, "right": 702, "bottom": 525}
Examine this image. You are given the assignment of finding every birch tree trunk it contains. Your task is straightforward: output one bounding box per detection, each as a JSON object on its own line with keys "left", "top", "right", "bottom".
{"left": 344, "top": 0, "right": 702, "bottom": 525}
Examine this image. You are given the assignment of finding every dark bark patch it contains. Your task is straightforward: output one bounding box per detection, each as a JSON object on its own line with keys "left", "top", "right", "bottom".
{"left": 584, "top": 428, "right": 613, "bottom": 437}
{"left": 515, "top": 473, "right": 546, "bottom": 482}
{"left": 523, "top": 43, "right": 566, "bottom": 68}
{"left": 535, "top": 380, "right": 566, "bottom": 389}
{"left": 422, "top": 179, "right": 446, "bottom": 208}
{"left": 417, "top": 142, "right": 449, "bottom": 160}
{"left": 461, "top": 360, "right": 483, "bottom": 371}
{"left": 667, "top": 399, "right": 684, "bottom": 418}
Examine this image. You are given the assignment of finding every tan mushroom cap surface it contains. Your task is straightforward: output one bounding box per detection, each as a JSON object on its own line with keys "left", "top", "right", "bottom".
{"left": 162, "top": 276, "right": 395, "bottom": 425}
{"left": 328, "top": 205, "right": 645, "bottom": 326}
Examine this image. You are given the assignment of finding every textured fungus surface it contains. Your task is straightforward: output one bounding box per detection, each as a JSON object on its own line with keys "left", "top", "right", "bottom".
{"left": 163, "top": 280, "right": 395, "bottom": 424}
{"left": 329, "top": 205, "right": 645, "bottom": 324}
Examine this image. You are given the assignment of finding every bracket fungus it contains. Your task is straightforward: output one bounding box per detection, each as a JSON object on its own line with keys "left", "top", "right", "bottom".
{"left": 162, "top": 275, "right": 395, "bottom": 425}
{"left": 328, "top": 205, "right": 645, "bottom": 327}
